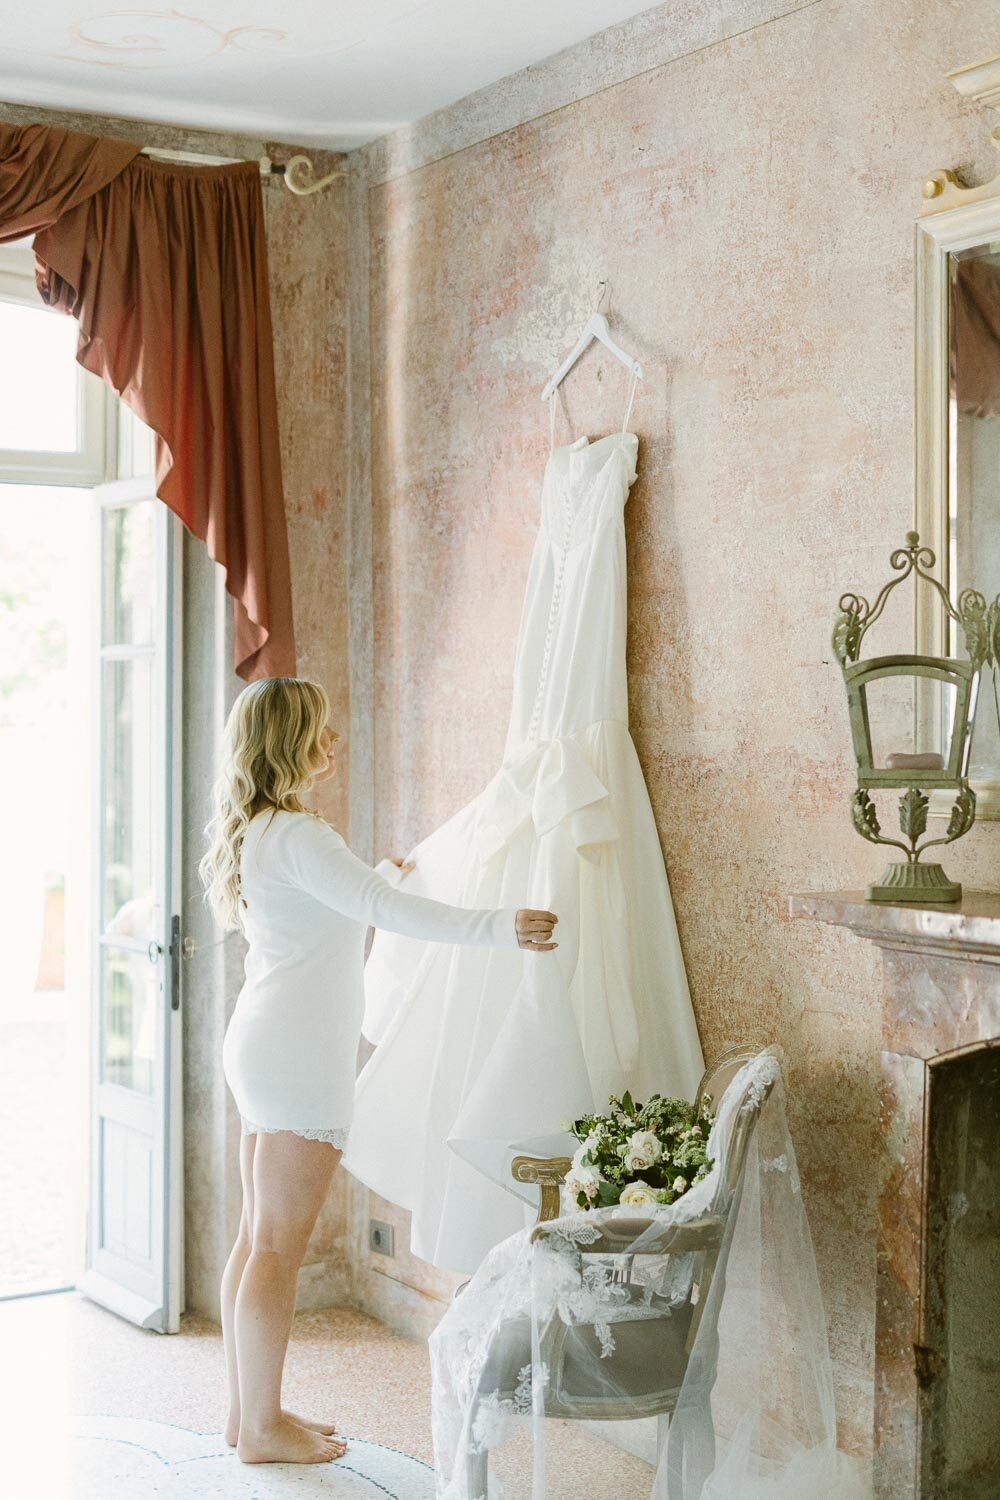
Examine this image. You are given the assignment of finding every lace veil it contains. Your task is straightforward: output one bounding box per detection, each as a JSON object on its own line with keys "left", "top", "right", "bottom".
{"left": 430, "top": 1048, "right": 872, "bottom": 1499}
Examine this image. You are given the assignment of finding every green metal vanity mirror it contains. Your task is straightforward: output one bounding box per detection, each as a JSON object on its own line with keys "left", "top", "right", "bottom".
{"left": 834, "top": 532, "right": 997, "bottom": 902}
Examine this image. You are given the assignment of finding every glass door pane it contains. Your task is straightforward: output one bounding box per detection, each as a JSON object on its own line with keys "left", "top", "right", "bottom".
{"left": 102, "top": 500, "right": 156, "bottom": 648}
{"left": 101, "top": 948, "right": 156, "bottom": 1096}
{"left": 101, "top": 655, "right": 154, "bottom": 938}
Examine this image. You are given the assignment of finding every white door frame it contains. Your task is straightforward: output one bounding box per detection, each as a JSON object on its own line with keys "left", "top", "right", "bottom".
{"left": 79, "top": 478, "right": 184, "bottom": 1332}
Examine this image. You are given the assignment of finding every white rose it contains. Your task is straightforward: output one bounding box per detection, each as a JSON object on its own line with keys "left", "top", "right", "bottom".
{"left": 690, "top": 1124, "right": 702, "bottom": 1137}
{"left": 571, "top": 1134, "right": 600, "bottom": 1170}
{"left": 565, "top": 1164, "right": 601, "bottom": 1202}
{"left": 672, "top": 1176, "right": 688, "bottom": 1194}
{"left": 623, "top": 1129, "right": 661, "bottom": 1172}
{"left": 620, "top": 1181, "right": 658, "bottom": 1206}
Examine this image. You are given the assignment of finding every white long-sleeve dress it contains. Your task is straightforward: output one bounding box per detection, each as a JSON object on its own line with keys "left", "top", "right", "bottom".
{"left": 222, "top": 808, "right": 521, "bottom": 1148}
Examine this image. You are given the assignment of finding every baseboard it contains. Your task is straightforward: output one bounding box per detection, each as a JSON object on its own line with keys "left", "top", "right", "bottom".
{"left": 349, "top": 1274, "right": 448, "bottom": 1342}
{"left": 295, "top": 1260, "right": 353, "bottom": 1311}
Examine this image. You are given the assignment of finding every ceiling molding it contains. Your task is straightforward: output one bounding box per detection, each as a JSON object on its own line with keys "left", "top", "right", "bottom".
{"left": 355, "top": 0, "right": 813, "bottom": 186}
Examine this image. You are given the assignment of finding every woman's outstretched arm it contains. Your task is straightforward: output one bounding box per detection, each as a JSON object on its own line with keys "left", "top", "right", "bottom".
{"left": 277, "top": 815, "right": 555, "bottom": 950}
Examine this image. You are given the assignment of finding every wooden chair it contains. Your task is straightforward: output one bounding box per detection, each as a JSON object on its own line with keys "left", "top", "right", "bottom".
{"left": 465, "top": 1045, "right": 767, "bottom": 1496}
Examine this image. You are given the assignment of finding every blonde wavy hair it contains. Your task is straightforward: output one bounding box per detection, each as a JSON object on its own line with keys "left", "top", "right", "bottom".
{"left": 199, "top": 677, "right": 331, "bottom": 931}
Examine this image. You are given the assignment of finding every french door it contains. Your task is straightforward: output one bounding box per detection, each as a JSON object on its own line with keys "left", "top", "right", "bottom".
{"left": 79, "top": 478, "right": 183, "bottom": 1332}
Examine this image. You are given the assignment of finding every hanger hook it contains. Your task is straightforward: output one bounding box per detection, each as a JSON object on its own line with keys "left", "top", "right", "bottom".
{"left": 596, "top": 279, "right": 608, "bottom": 313}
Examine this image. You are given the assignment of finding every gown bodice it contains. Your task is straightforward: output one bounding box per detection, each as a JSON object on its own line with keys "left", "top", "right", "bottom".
{"left": 504, "top": 430, "right": 639, "bottom": 753}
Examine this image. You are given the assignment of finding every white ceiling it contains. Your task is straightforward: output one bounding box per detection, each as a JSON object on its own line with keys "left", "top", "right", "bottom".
{"left": 1, "top": 1, "right": 659, "bottom": 150}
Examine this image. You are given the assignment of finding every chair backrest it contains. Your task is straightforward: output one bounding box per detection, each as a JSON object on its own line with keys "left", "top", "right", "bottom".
{"left": 681, "top": 1047, "right": 776, "bottom": 1368}
{"left": 700, "top": 1046, "right": 774, "bottom": 1196}
{"left": 694, "top": 1043, "right": 762, "bottom": 1119}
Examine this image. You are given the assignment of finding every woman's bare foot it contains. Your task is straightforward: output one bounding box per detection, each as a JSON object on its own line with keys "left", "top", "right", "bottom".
{"left": 225, "top": 1408, "right": 336, "bottom": 1447}
{"left": 237, "top": 1415, "right": 347, "bottom": 1464}
{"left": 287, "top": 1408, "right": 337, "bottom": 1436}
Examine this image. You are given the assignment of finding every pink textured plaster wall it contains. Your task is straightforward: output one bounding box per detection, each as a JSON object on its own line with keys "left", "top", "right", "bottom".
{"left": 364, "top": 0, "right": 1000, "bottom": 1453}
{"left": 267, "top": 152, "right": 351, "bottom": 834}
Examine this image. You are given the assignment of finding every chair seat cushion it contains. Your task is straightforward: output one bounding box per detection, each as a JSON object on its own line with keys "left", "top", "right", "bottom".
{"left": 476, "top": 1289, "right": 693, "bottom": 1411}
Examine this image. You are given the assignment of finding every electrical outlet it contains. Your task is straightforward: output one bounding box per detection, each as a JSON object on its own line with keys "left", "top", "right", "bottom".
{"left": 369, "top": 1218, "right": 395, "bottom": 1257}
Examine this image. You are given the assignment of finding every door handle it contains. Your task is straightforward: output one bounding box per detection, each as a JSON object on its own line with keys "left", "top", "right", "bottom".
{"left": 168, "top": 915, "right": 181, "bottom": 1012}
{"left": 147, "top": 940, "right": 162, "bottom": 963}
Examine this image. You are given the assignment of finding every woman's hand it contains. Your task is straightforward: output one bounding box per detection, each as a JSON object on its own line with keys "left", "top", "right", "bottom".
{"left": 516, "top": 909, "right": 559, "bottom": 952}
{"left": 388, "top": 856, "right": 416, "bottom": 875}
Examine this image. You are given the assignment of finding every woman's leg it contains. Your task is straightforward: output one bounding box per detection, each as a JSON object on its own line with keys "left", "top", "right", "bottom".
{"left": 234, "top": 1130, "right": 346, "bottom": 1464}
{"left": 221, "top": 1129, "right": 256, "bottom": 1444}
{"left": 222, "top": 1130, "right": 340, "bottom": 1446}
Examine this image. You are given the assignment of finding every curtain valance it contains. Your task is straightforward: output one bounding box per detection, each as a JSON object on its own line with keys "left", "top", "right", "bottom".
{"left": 0, "top": 120, "right": 295, "bottom": 680}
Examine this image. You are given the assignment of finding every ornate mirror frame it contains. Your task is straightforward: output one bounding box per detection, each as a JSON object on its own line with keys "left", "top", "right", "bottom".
{"left": 915, "top": 155, "right": 1000, "bottom": 819}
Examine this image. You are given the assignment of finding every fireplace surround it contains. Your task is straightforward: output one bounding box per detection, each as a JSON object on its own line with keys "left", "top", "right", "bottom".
{"left": 791, "top": 891, "right": 1000, "bottom": 1498}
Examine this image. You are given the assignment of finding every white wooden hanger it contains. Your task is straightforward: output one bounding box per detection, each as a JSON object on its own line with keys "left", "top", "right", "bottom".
{"left": 541, "top": 282, "right": 643, "bottom": 403}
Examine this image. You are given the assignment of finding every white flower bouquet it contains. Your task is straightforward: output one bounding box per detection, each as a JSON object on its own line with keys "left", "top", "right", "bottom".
{"left": 564, "top": 1090, "right": 715, "bottom": 1210}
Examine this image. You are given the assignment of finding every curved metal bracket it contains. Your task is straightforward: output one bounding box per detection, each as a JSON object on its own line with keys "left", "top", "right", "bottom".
{"left": 259, "top": 154, "right": 344, "bottom": 196}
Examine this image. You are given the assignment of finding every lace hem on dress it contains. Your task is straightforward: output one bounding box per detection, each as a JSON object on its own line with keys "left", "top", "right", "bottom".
{"left": 240, "top": 1117, "right": 349, "bottom": 1149}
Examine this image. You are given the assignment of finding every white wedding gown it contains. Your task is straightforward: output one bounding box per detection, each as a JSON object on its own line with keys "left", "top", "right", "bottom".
{"left": 345, "top": 402, "right": 704, "bottom": 1273}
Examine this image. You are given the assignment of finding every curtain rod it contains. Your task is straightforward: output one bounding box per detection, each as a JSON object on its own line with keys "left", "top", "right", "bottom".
{"left": 141, "top": 146, "right": 343, "bottom": 196}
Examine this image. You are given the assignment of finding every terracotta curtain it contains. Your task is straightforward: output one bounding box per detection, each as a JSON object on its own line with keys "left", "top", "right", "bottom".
{"left": 0, "top": 120, "right": 295, "bottom": 680}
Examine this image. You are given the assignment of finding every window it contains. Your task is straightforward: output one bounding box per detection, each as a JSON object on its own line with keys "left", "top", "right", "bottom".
{"left": 0, "top": 244, "right": 108, "bottom": 484}
{"left": 0, "top": 242, "right": 162, "bottom": 1302}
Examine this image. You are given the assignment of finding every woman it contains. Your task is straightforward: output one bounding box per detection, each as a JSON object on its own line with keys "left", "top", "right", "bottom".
{"left": 199, "top": 677, "right": 558, "bottom": 1466}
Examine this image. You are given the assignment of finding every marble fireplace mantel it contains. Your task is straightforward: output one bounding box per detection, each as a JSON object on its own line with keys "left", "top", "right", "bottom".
{"left": 791, "top": 889, "right": 1000, "bottom": 1499}
{"left": 792, "top": 889, "right": 1000, "bottom": 964}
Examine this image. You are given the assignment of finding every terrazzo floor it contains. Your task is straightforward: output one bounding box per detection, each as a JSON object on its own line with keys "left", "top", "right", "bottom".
{"left": 0, "top": 990, "right": 72, "bottom": 1294}
{"left": 0, "top": 1290, "right": 655, "bottom": 1498}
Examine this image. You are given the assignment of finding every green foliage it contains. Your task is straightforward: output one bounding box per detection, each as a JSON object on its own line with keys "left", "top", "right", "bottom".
{"left": 568, "top": 1090, "right": 715, "bottom": 1212}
